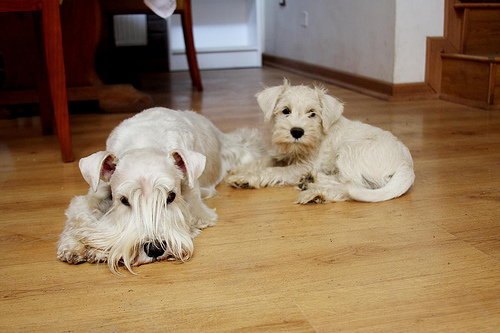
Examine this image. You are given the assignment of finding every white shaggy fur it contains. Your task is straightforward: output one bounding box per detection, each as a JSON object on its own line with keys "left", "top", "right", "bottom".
{"left": 57, "top": 107, "right": 265, "bottom": 273}
{"left": 226, "top": 80, "right": 415, "bottom": 204}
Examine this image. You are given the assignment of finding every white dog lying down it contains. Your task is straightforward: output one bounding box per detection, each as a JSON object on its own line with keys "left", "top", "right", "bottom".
{"left": 226, "top": 80, "right": 415, "bottom": 203}
{"left": 57, "top": 107, "right": 265, "bottom": 273}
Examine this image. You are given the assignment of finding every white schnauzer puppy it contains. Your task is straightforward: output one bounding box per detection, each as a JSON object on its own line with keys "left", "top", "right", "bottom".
{"left": 226, "top": 80, "right": 415, "bottom": 204}
{"left": 57, "top": 107, "right": 265, "bottom": 273}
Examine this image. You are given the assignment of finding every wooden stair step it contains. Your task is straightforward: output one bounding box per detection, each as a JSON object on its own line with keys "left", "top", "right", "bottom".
{"left": 454, "top": 3, "right": 500, "bottom": 9}
{"left": 453, "top": 4, "right": 500, "bottom": 54}
{"left": 440, "top": 52, "right": 500, "bottom": 110}
{"left": 441, "top": 53, "right": 500, "bottom": 62}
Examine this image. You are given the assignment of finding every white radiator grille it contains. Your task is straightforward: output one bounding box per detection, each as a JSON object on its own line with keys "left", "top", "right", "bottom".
{"left": 113, "top": 14, "right": 148, "bottom": 47}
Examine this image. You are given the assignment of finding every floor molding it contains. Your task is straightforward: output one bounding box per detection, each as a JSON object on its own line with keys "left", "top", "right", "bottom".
{"left": 263, "top": 54, "right": 437, "bottom": 101}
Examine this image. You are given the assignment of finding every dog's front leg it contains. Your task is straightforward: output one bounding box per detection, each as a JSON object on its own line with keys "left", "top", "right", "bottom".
{"left": 57, "top": 195, "right": 96, "bottom": 264}
{"left": 57, "top": 184, "right": 112, "bottom": 264}
{"left": 182, "top": 183, "right": 218, "bottom": 236}
{"left": 227, "top": 159, "right": 311, "bottom": 189}
{"left": 226, "top": 156, "right": 270, "bottom": 188}
{"left": 260, "top": 163, "right": 312, "bottom": 187}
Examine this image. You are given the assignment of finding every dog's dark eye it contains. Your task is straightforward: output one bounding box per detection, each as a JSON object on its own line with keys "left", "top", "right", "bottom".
{"left": 309, "top": 111, "right": 316, "bottom": 118}
{"left": 282, "top": 108, "right": 291, "bottom": 115}
{"left": 167, "top": 192, "right": 176, "bottom": 204}
{"left": 120, "top": 196, "right": 130, "bottom": 207}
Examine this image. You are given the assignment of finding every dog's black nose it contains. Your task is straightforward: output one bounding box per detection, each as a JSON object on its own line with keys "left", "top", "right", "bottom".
{"left": 290, "top": 127, "right": 304, "bottom": 139}
{"left": 144, "top": 241, "right": 167, "bottom": 258}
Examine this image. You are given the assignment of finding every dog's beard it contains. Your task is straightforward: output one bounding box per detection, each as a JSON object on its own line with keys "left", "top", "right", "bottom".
{"left": 80, "top": 181, "right": 193, "bottom": 274}
{"left": 272, "top": 124, "right": 322, "bottom": 163}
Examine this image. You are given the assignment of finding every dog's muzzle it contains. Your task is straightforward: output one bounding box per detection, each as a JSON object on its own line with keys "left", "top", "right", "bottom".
{"left": 143, "top": 241, "right": 167, "bottom": 258}
{"left": 290, "top": 127, "right": 304, "bottom": 139}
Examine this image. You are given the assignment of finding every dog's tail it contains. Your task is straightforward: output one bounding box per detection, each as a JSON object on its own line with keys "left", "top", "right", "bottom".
{"left": 219, "top": 127, "right": 268, "bottom": 173}
{"left": 347, "top": 163, "right": 415, "bottom": 202}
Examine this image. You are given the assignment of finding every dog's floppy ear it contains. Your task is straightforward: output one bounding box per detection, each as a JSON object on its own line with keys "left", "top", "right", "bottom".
{"left": 317, "top": 89, "right": 344, "bottom": 132}
{"left": 172, "top": 149, "right": 206, "bottom": 188}
{"left": 79, "top": 151, "right": 117, "bottom": 192}
{"left": 256, "top": 79, "right": 290, "bottom": 123}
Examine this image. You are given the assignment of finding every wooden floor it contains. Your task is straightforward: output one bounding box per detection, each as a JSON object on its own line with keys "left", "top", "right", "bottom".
{"left": 1, "top": 67, "right": 500, "bottom": 332}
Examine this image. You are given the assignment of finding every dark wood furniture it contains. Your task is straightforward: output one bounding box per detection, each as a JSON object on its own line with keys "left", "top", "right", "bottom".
{"left": 0, "top": 0, "right": 202, "bottom": 116}
{"left": 101, "top": 0, "right": 203, "bottom": 91}
{"left": 0, "top": 0, "right": 73, "bottom": 162}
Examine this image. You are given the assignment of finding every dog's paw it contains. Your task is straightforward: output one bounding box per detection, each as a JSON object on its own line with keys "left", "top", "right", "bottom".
{"left": 86, "top": 248, "right": 108, "bottom": 264}
{"left": 57, "top": 247, "right": 87, "bottom": 264}
{"left": 296, "top": 185, "right": 350, "bottom": 204}
{"left": 226, "top": 174, "right": 259, "bottom": 189}
{"left": 295, "top": 190, "right": 328, "bottom": 205}
{"left": 57, "top": 236, "right": 89, "bottom": 264}
{"left": 191, "top": 217, "right": 217, "bottom": 232}
{"left": 189, "top": 227, "right": 202, "bottom": 237}
{"left": 190, "top": 209, "right": 218, "bottom": 236}
{"left": 298, "top": 173, "right": 315, "bottom": 190}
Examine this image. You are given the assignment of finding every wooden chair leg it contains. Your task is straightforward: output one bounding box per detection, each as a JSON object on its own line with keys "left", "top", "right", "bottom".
{"left": 180, "top": 0, "right": 203, "bottom": 91}
{"left": 42, "top": 0, "right": 73, "bottom": 162}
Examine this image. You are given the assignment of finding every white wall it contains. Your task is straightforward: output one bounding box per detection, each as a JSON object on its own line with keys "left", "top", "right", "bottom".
{"left": 264, "top": 0, "right": 444, "bottom": 84}
{"left": 394, "top": 0, "right": 444, "bottom": 83}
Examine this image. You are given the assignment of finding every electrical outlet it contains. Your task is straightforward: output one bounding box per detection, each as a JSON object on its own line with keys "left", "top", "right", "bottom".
{"left": 301, "top": 11, "right": 309, "bottom": 27}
